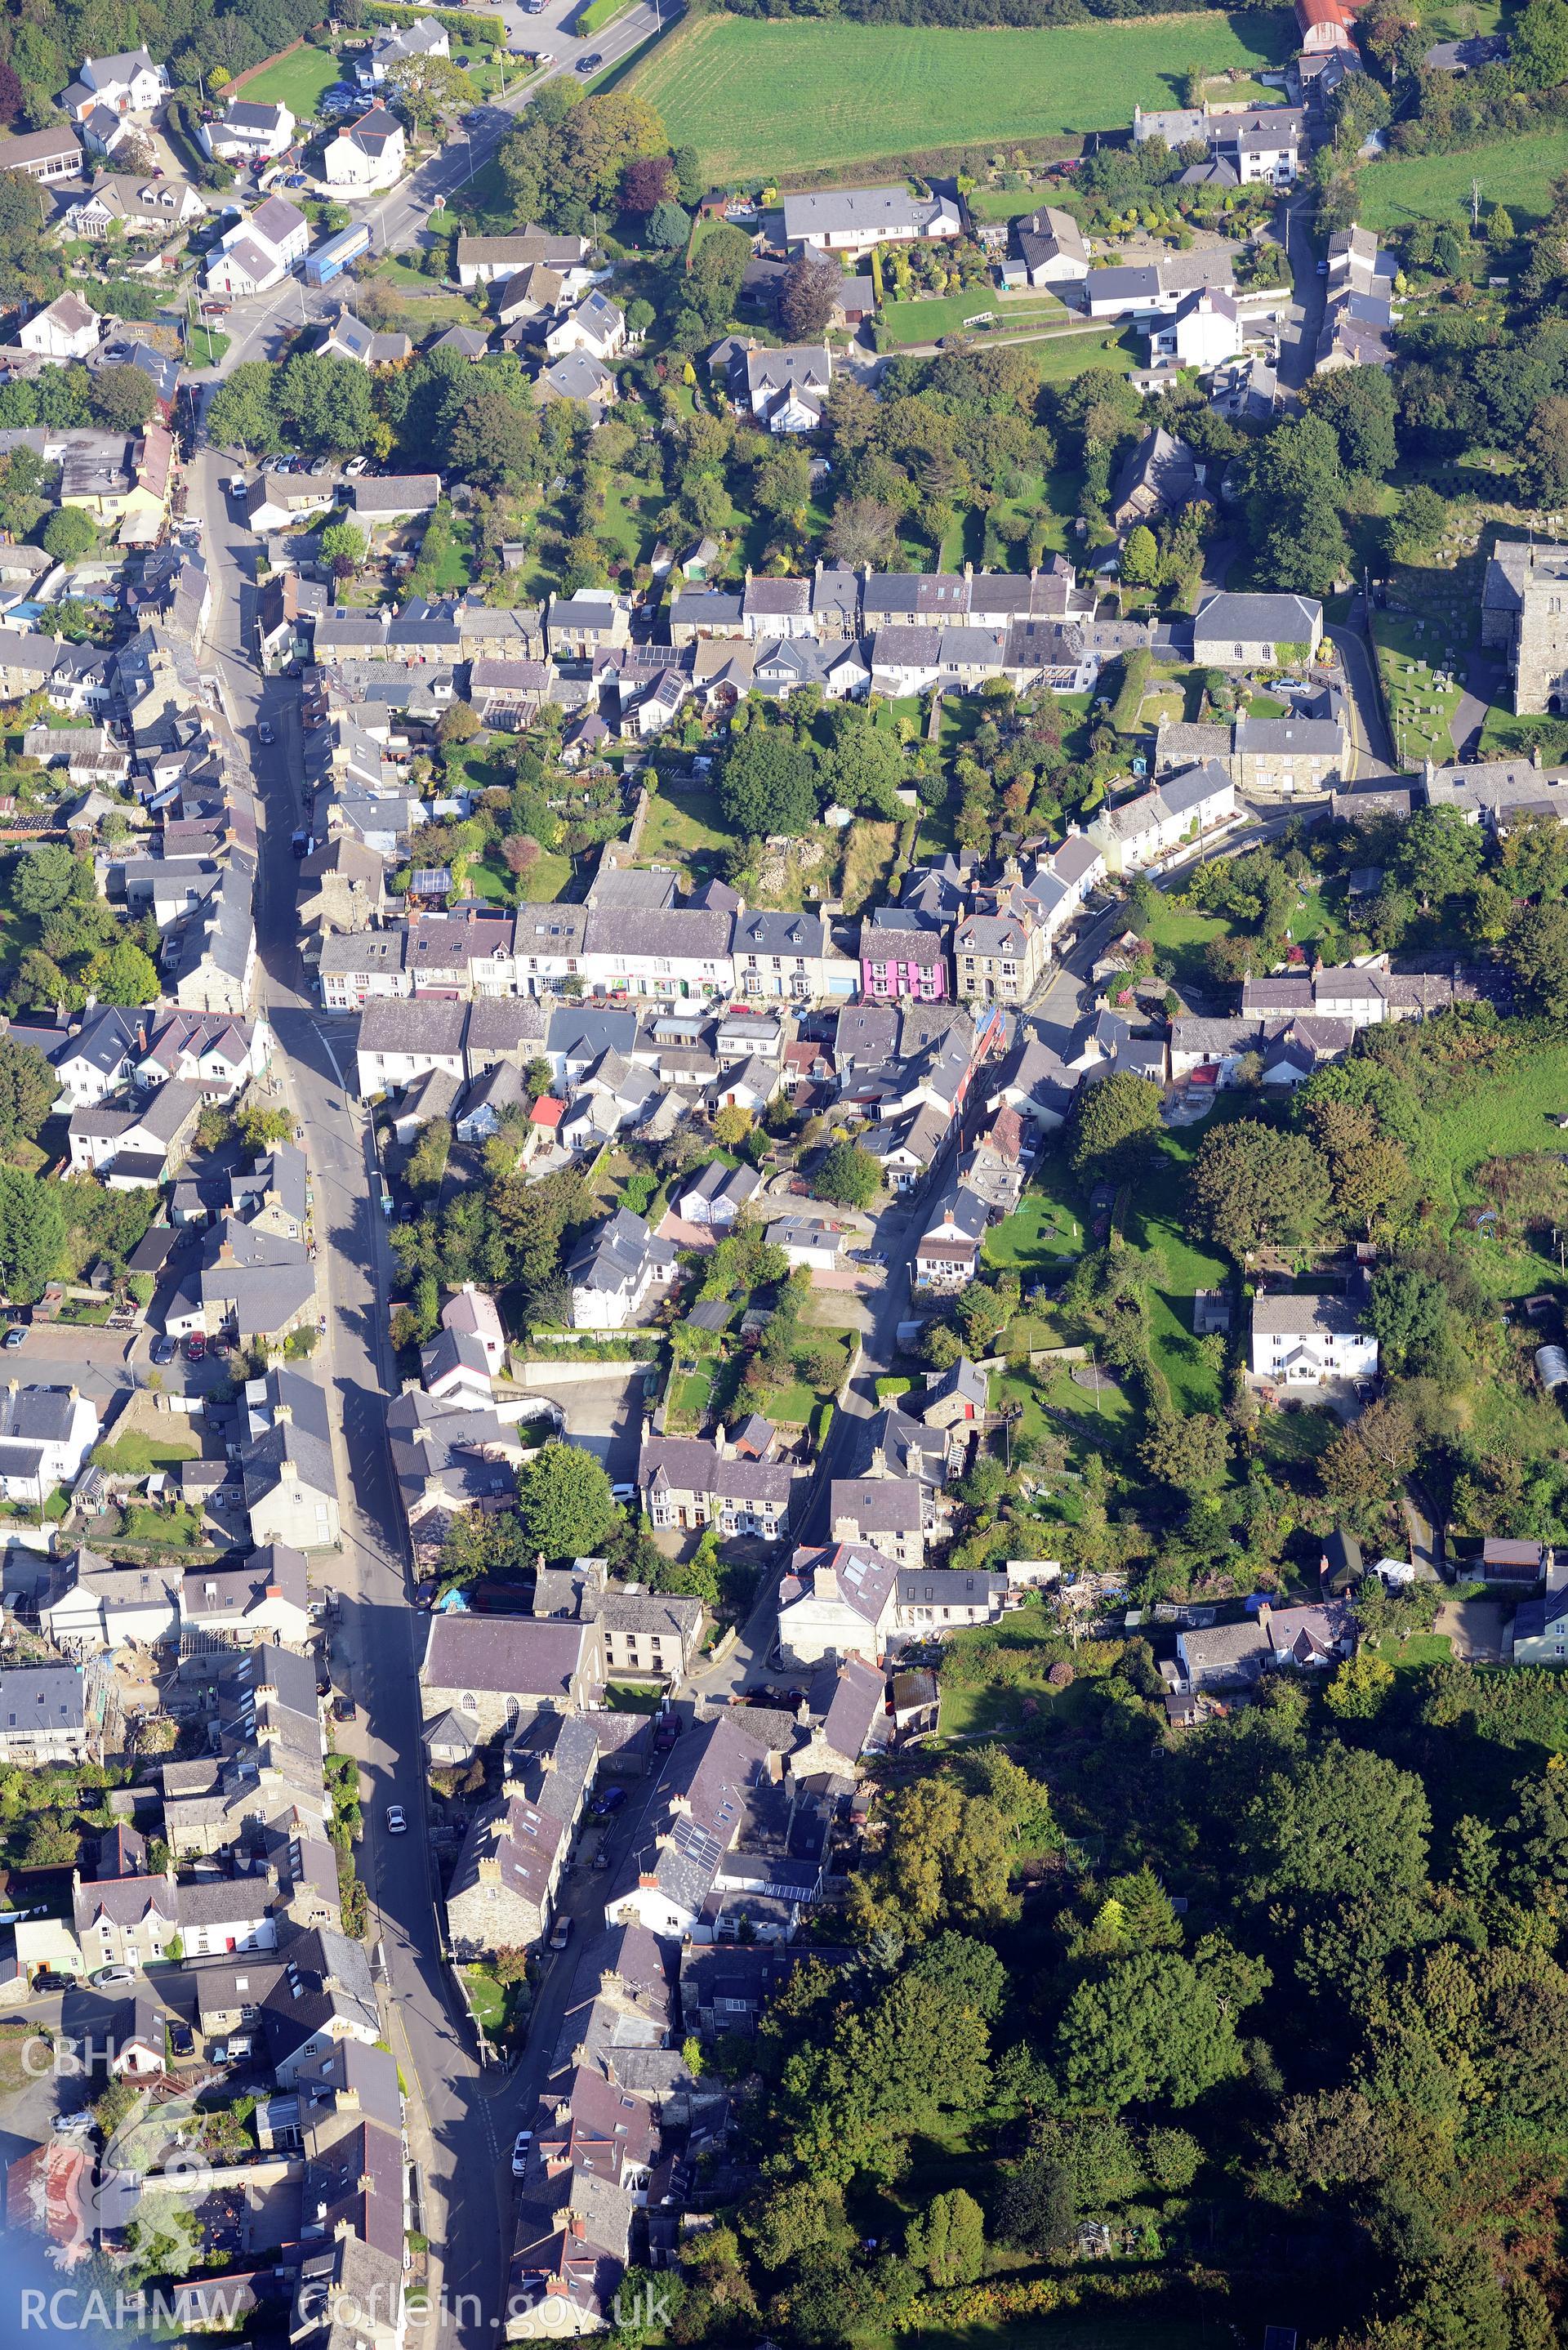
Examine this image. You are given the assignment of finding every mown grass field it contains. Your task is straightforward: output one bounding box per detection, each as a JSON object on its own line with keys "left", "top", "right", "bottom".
{"left": 629, "top": 12, "right": 1294, "bottom": 181}
{"left": 1358, "top": 132, "right": 1568, "bottom": 232}
{"left": 241, "top": 42, "right": 345, "bottom": 117}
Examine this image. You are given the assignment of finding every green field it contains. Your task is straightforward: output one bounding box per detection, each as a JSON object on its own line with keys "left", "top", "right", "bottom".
{"left": 880, "top": 291, "right": 1066, "bottom": 348}
{"left": 629, "top": 11, "right": 1293, "bottom": 181}
{"left": 240, "top": 42, "right": 345, "bottom": 118}
{"left": 1358, "top": 132, "right": 1568, "bottom": 232}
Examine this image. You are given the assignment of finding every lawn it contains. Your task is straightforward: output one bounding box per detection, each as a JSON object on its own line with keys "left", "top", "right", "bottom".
{"left": 983, "top": 1184, "right": 1084, "bottom": 1278}
{"left": 879, "top": 292, "right": 1066, "bottom": 348}
{"left": 1371, "top": 609, "right": 1465, "bottom": 765}
{"left": 639, "top": 784, "right": 730, "bottom": 876}
{"left": 94, "top": 1430, "right": 199, "bottom": 1475}
{"left": 1358, "top": 131, "right": 1568, "bottom": 233}
{"left": 470, "top": 847, "right": 572, "bottom": 905}
{"left": 241, "top": 42, "right": 345, "bottom": 119}
{"left": 628, "top": 11, "right": 1293, "bottom": 181}
{"left": 1027, "top": 328, "right": 1139, "bottom": 385}
{"left": 1126, "top": 1125, "right": 1234, "bottom": 1415}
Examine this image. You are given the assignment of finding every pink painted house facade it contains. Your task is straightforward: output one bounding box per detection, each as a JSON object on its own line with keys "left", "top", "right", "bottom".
{"left": 859, "top": 920, "right": 947, "bottom": 1002}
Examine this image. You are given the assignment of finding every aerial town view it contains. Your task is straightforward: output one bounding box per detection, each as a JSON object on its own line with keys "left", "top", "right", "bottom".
{"left": 6, "top": 0, "right": 1568, "bottom": 2342}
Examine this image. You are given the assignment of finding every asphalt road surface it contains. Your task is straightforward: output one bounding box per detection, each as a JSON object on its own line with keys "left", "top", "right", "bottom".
{"left": 196, "top": 444, "right": 517, "bottom": 2348}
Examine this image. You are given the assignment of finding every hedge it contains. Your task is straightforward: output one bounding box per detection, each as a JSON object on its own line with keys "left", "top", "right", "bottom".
{"left": 578, "top": 0, "right": 634, "bottom": 31}
{"left": 1108, "top": 646, "right": 1153, "bottom": 736}
{"left": 364, "top": 0, "right": 506, "bottom": 39}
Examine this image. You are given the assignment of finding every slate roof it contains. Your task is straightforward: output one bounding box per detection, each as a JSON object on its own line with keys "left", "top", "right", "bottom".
{"left": 422, "top": 1612, "right": 589, "bottom": 1700}
{"left": 639, "top": 1435, "right": 794, "bottom": 1505}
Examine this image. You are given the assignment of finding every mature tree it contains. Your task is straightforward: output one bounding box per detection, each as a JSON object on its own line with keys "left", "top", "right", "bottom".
{"left": 437, "top": 702, "right": 481, "bottom": 749}
{"left": 1512, "top": 0, "right": 1568, "bottom": 85}
{"left": 0, "top": 63, "right": 24, "bottom": 126}
{"left": 1245, "top": 413, "right": 1349, "bottom": 595}
{"left": 1394, "top": 805, "right": 1484, "bottom": 908}
{"left": 718, "top": 726, "right": 817, "bottom": 838}
{"left": 0, "top": 1165, "right": 65, "bottom": 1303}
{"left": 386, "top": 52, "right": 474, "bottom": 133}
{"left": 906, "top": 2188, "right": 986, "bottom": 2287}
{"left": 11, "top": 843, "right": 82, "bottom": 917}
{"left": 87, "top": 364, "right": 158, "bottom": 431}
{"left": 0, "top": 444, "right": 45, "bottom": 538}
{"left": 1367, "top": 1263, "right": 1452, "bottom": 1374}
{"left": 1305, "top": 363, "right": 1398, "bottom": 479}
{"left": 1320, "top": 1391, "right": 1419, "bottom": 1506}
{"left": 443, "top": 384, "right": 538, "bottom": 491}
{"left": 777, "top": 1972, "right": 991, "bottom": 2183}
{"left": 753, "top": 441, "right": 811, "bottom": 524}
{"left": 1504, "top": 900, "right": 1568, "bottom": 1017}
{"left": 993, "top": 2156, "right": 1076, "bottom": 2255}
{"left": 1120, "top": 523, "right": 1160, "bottom": 587}
{"left": 686, "top": 222, "right": 751, "bottom": 332}
{"left": 826, "top": 495, "right": 899, "bottom": 569}
{"left": 275, "top": 353, "right": 374, "bottom": 455}
{"left": 1141, "top": 1410, "right": 1230, "bottom": 1497}
{"left": 205, "top": 361, "right": 281, "bottom": 457}
{"left": 1242, "top": 1746, "right": 1430, "bottom": 1905}
{"left": 778, "top": 250, "right": 843, "bottom": 341}
{"left": 0, "top": 1037, "right": 57, "bottom": 1148}
{"left": 1067, "top": 1070, "right": 1162, "bottom": 1176}
{"left": 82, "top": 943, "right": 158, "bottom": 1006}
{"left": 319, "top": 520, "right": 367, "bottom": 573}
{"left": 646, "top": 198, "right": 690, "bottom": 249}
{"left": 711, "top": 1104, "right": 752, "bottom": 1148}
{"left": 1190, "top": 1118, "right": 1330, "bottom": 1259}
{"left": 516, "top": 1439, "right": 616, "bottom": 1562}
{"left": 1324, "top": 1650, "right": 1395, "bottom": 1719}
{"left": 851, "top": 1773, "right": 1016, "bottom": 1934}
{"left": 41, "top": 506, "right": 98, "bottom": 560}
{"left": 556, "top": 91, "right": 669, "bottom": 210}
{"left": 824, "top": 711, "right": 904, "bottom": 816}
{"left": 813, "top": 1138, "right": 880, "bottom": 1210}
{"left": 621, "top": 153, "right": 674, "bottom": 212}
{"left": 906, "top": 1930, "right": 1009, "bottom": 2022}
{"left": 1055, "top": 1949, "right": 1246, "bottom": 2111}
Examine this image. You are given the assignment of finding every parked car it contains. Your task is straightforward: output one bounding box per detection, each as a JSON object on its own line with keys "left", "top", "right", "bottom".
{"left": 385, "top": 1804, "right": 408, "bottom": 1835}
{"left": 90, "top": 1966, "right": 135, "bottom": 1989}
{"left": 549, "top": 1917, "right": 572, "bottom": 1951}
{"left": 184, "top": 1332, "right": 205, "bottom": 1362}
{"left": 2, "top": 1324, "right": 24, "bottom": 1350}
{"left": 511, "top": 2129, "right": 533, "bottom": 2176}
{"left": 257, "top": 720, "right": 274, "bottom": 746}
{"left": 33, "top": 1970, "right": 74, "bottom": 1991}
{"left": 332, "top": 1695, "right": 356, "bottom": 1724}
{"left": 591, "top": 1786, "right": 626, "bottom": 1817}
{"left": 150, "top": 1335, "right": 176, "bottom": 1365}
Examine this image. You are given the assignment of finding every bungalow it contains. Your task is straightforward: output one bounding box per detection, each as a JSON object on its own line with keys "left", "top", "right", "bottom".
{"left": 781, "top": 185, "right": 963, "bottom": 259}
{"left": 0, "top": 127, "right": 82, "bottom": 184}
{"left": 766, "top": 1217, "right": 844, "bottom": 1274}
{"left": 1015, "top": 204, "right": 1091, "bottom": 292}
{"left": 676, "top": 1161, "right": 762, "bottom": 1229}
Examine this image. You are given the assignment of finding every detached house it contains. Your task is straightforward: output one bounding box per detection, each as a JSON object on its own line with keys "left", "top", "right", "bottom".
{"left": 1192, "top": 591, "right": 1323, "bottom": 668}
{"left": 781, "top": 184, "right": 962, "bottom": 259}
{"left": 568, "top": 1209, "right": 677, "bottom": 1331}
{"left": 1250, "top": 1293, "right": 1379, "bottom": 1386}
{"left": 743, "top": 345, "right": 832, "bottom": 434}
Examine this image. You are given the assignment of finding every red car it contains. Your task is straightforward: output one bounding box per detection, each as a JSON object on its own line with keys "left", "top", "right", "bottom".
{"left": 185, "top": 1332, "right": 206, "bottom": 1362}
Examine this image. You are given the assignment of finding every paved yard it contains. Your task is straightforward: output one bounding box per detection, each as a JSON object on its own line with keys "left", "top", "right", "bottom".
{"left": 511, "top": 1367, "right": 654, "bottom": 1482}
{"left": 1434, "top": 1599, "right": 1511, "bottom": 1662}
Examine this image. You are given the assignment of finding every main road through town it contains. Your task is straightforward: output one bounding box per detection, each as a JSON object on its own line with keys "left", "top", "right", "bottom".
{"left": 196, "top": 449, "right": 530, "bottom": 2348}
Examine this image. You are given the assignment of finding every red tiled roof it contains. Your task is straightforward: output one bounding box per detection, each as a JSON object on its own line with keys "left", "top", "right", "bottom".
{"left": 532, "top": 1095, "right": 565, "bottom": 1129}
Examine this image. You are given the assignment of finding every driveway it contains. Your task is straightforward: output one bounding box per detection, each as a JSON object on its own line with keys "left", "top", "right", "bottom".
{"left": 510, "top": 1365, "right": 653, "bottom": 1482}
